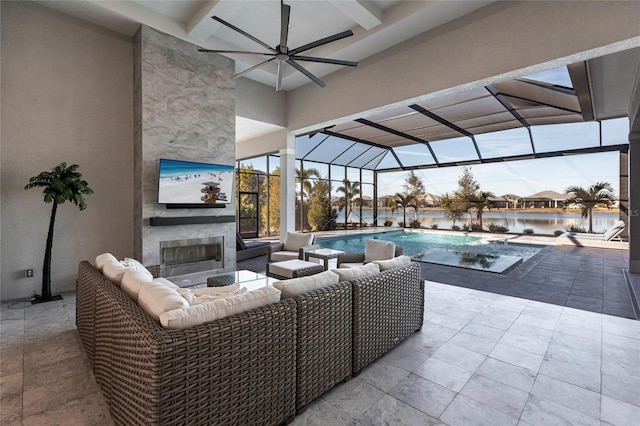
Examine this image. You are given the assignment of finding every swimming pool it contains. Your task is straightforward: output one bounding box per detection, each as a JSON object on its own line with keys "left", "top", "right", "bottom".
{"left": 316, "top": 230, "right": 542, "bottom": 273}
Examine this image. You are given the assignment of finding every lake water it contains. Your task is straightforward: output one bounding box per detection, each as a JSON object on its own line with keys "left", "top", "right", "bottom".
{"left": 334, "top": 209, "right": 619, "bottom": 235}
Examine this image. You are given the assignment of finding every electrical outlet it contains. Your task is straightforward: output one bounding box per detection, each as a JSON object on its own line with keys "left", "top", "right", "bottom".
{"left": 25, "top": 269, "right": 34, "bottom": 278}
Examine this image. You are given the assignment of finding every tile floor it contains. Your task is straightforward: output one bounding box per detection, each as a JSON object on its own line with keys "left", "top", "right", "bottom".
{"left": 2, "top": 281, "right": 639, "bottom": 425}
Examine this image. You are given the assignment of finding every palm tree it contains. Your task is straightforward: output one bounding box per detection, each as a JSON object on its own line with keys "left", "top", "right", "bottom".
{"left": 25, "top": 163, "right": 93, "bottom": 303}
{"left": 564, "top": 182, "right": 614, "bottom": 233}
{"left": 336, "top": 179, "right": 360, "bottom": 225}
{"left": 295, "top": 167, "right": 320, "bottom": 231}
{"left": 395, "top": 192, "right": 416, "bottom": 227}
{"left": 468, "top": 191, "right": 495, "bottom": 229}
{"left": 295, "top": 167, "right": 320, "bottom": 201}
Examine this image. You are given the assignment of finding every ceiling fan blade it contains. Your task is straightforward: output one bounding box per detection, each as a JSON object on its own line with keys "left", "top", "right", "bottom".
{"left": 288, "top": 30, "right": 354, "bottom": 56}
{"left": 233, "top": 57, "right": 276, "bottom": 80}
{"left": 291, "top": 55, "right": 358, "bottom": 67}
{"left": 280, "top": 2, "right": 290, "bottom": 52}
{"left": 276, "top": 60, "right": 285, "bottom": 91}
{"left": 287, "top": 59, "right": 326, "bottom": 88}
{"left": 198, "top": 49, "right": 273, "bottom": 55}
{"left": 212, "top": 16, "right": 277, "bottom": 54}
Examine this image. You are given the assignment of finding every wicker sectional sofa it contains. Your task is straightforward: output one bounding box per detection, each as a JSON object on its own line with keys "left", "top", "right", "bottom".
{"left": 76, "top": 259, "right": 424, "bottom": 425}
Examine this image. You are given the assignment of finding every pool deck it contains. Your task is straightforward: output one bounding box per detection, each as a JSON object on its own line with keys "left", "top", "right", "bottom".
{"left": 240, "top": 228, "right": 637, "bottom": 319}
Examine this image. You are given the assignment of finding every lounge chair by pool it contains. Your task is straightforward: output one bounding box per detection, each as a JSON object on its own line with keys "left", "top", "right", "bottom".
{"left": 556, "top": 220, "right": 627, "bottom": 249}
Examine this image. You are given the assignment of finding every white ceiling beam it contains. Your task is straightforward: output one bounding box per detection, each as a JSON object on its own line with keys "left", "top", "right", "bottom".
{"left": 185, "top": 0, "right": 245, "bottom": 40}
{"left": 86, "top": 0, "right": 187, "bottom": 36}
{"left": 186, "top": 1, "right": 220, "bottom": 38}
{"left": 328, "top": 0, "right": 382, "bottom": 30}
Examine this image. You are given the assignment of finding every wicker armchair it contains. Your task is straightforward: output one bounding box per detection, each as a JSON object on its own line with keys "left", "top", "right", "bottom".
{"left": 337, "top": 245, "right": 404, "bottom": 267}
{"left": 267, "top": 232, "right": 317, "bottom": 263}
{"left": 290, "top": 282, "right": 352, "bottom": 414}
{"left": 78, "top": 261, "right": 297, "bottom": 426}
{"left": 351, "top": 261, "right": 423, "bottom": 375}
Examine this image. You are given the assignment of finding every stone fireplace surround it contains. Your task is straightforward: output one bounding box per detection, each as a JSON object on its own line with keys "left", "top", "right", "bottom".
{"left": 133, "top": 25, "right": 237, "bottom": 278}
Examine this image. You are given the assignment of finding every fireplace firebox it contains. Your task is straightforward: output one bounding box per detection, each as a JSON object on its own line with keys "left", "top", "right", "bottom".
{"left": 160, "top": 236, "right": 224, "bottom": 277}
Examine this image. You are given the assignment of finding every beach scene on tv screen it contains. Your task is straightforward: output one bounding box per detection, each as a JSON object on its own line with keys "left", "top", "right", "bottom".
{"left": 158, "top": 159, "right": 234, "bottom": 204}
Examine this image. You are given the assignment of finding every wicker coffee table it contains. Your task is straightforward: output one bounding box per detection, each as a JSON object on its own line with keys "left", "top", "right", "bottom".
{"left": 305, "top": 248, "right": 345, "bottom": 270}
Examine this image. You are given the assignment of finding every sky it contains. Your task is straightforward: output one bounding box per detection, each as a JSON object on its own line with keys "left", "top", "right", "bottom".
{"left": 377, "top": 151, "right": 621, "bottom": 198}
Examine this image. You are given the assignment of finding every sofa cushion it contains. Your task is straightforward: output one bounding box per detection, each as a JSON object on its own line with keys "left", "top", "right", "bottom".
{"left": 269, "top": 259, "right": 320, "bottom": 279}
{"left": 178, "top": 283, "right": 248, "bottom": 305}
{"left": 271, "top": 251, "right": 299, "bottom": 262}
{"left": 138, "top": 281, "right": 189, "bottom": 322}
{"left": 95, "top": 253, "right": 118, "bottom": 272}
{"left": 159, "top": 286, "right": 281, "bottom": 330}
{"left": 371, "top": 255, "right": 411, "bottom": 271}
{"left": 102, "top": 260, "right": 132, "bottom": 286}
{"left": 283, "top": 232, "right": 314, "bottom": 251}
{"left": 121, "top": 269, "right": 154, "bottom": 301}
{"left": 273, "top": 270, "right": 340, "bottom": 298}
{"left": 332, "top": 262, "right": 380, "bottom": 281}
{"left": 339, "top": 262, "right": 365, "bottom": 269}
{"left": 153, "top": 277, "right": 179, "bottom": 289}
{"left": 364, "top": 239, "right": 396, "bottom": 262}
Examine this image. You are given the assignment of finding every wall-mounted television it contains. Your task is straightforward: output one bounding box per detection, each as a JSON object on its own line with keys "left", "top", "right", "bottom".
{"left": 158, "top": 159, "right": 234, "bottom": 206}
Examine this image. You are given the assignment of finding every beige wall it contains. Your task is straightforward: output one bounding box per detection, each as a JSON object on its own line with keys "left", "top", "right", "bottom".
{"left": 1, "top": 2, "right": 134, "bottom": 300}
{"left": 236, "top": 78, "right": 286, "bottom": 127}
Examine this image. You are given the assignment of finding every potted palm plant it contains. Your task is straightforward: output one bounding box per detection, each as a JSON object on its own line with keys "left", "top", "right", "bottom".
{"left": 25, "top": 163, "right": 93, "bottom": 304}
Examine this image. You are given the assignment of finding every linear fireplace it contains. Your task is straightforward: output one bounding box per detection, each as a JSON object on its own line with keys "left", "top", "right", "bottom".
{"left": 160, "top": 236, "right": 224, "bottom": 278}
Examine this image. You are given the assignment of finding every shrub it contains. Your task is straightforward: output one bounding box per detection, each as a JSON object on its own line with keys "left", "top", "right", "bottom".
{"left": 523, "top": 228, "right": 534, "bottom": 235}
{"left": 554, "top": 230, "right": 564, "bottom": 236}
{"left": 409, "top": 219, "right": 422, "bottom": 228}
{"left": 462, "top": 224, "right": 470, "bottom": 231}
{"left": 383, "top": 218, "right": 393, "bottom": 227}
{"left": 471, "top": 223, "right": 483, "bottom": 231}
{"left": 431, "top": 224, "right": 438, "bottom": 229}
{"left": 451, "top": 225, "right": 461, "bottom": 231}
{"left": 398, "top": 221, "right": 405, "bottom": 228}
{"left": 566, "top": 225, "right": 586, "bottom": 233}
{"left": 488, "top": 223, "right": 509, "bottom": 233}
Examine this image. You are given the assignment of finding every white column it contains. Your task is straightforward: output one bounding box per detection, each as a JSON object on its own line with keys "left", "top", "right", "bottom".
{"left": 619, "top": 150, "right": 629, "bottom": 239}
{"left": 279, "top": 134, "right": 296, "bottom": 242}
{"left": 630, "top": 134, "right": 640, "bottom": 273}
{"left": 628, "top": 58, "right": 640, "bottom": 273}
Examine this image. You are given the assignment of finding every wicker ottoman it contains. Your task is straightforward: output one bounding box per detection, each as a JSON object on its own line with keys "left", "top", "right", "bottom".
{"left": 267, "top": 259, "right": 324, "bottom": 280}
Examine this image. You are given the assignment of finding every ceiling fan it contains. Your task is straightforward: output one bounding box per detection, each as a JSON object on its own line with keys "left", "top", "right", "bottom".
{"left": 199, "top": 1, "right": 358, "bottom": 91}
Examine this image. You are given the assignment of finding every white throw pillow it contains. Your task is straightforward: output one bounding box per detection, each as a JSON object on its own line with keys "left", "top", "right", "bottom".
{"left": 372, "top": 255, "right": 411, "bottom": 271}
{"left": 121, "top": 269, "right": 154, "bottom": 301}
{"left": 332, "top": 262, "right": 380, "bottom": 281}
{"left": 102, "top": 260, "right": 132, "bottom": 286}
{"left": 364, "top": 239, "right": 396, "bottom": 262}
{"left": 138, "top": 281, "right": 189, "bottom": 322}
{"left": 159, "top": 286, "right": 281, "bottom": 330}
{"left": 273, "top": 270, "right": 340, "bottom": 298}
{"left": 122, "top": 257, "right": 152, "bottom": 277}
{"left": 283, "top": 232, "right": 314, "bottom": 251}
{"left": 95, "top": 253, "right": 118, "bottom": 272}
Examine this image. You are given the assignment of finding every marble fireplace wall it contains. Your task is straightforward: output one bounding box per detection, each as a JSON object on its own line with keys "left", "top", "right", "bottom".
{"left": 133, "top": 25, "right": 236, "bottom": 271}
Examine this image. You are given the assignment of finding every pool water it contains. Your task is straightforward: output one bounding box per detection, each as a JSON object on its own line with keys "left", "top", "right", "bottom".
{"left": 316, "top": 230, "right": 542, "bottom": 272}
